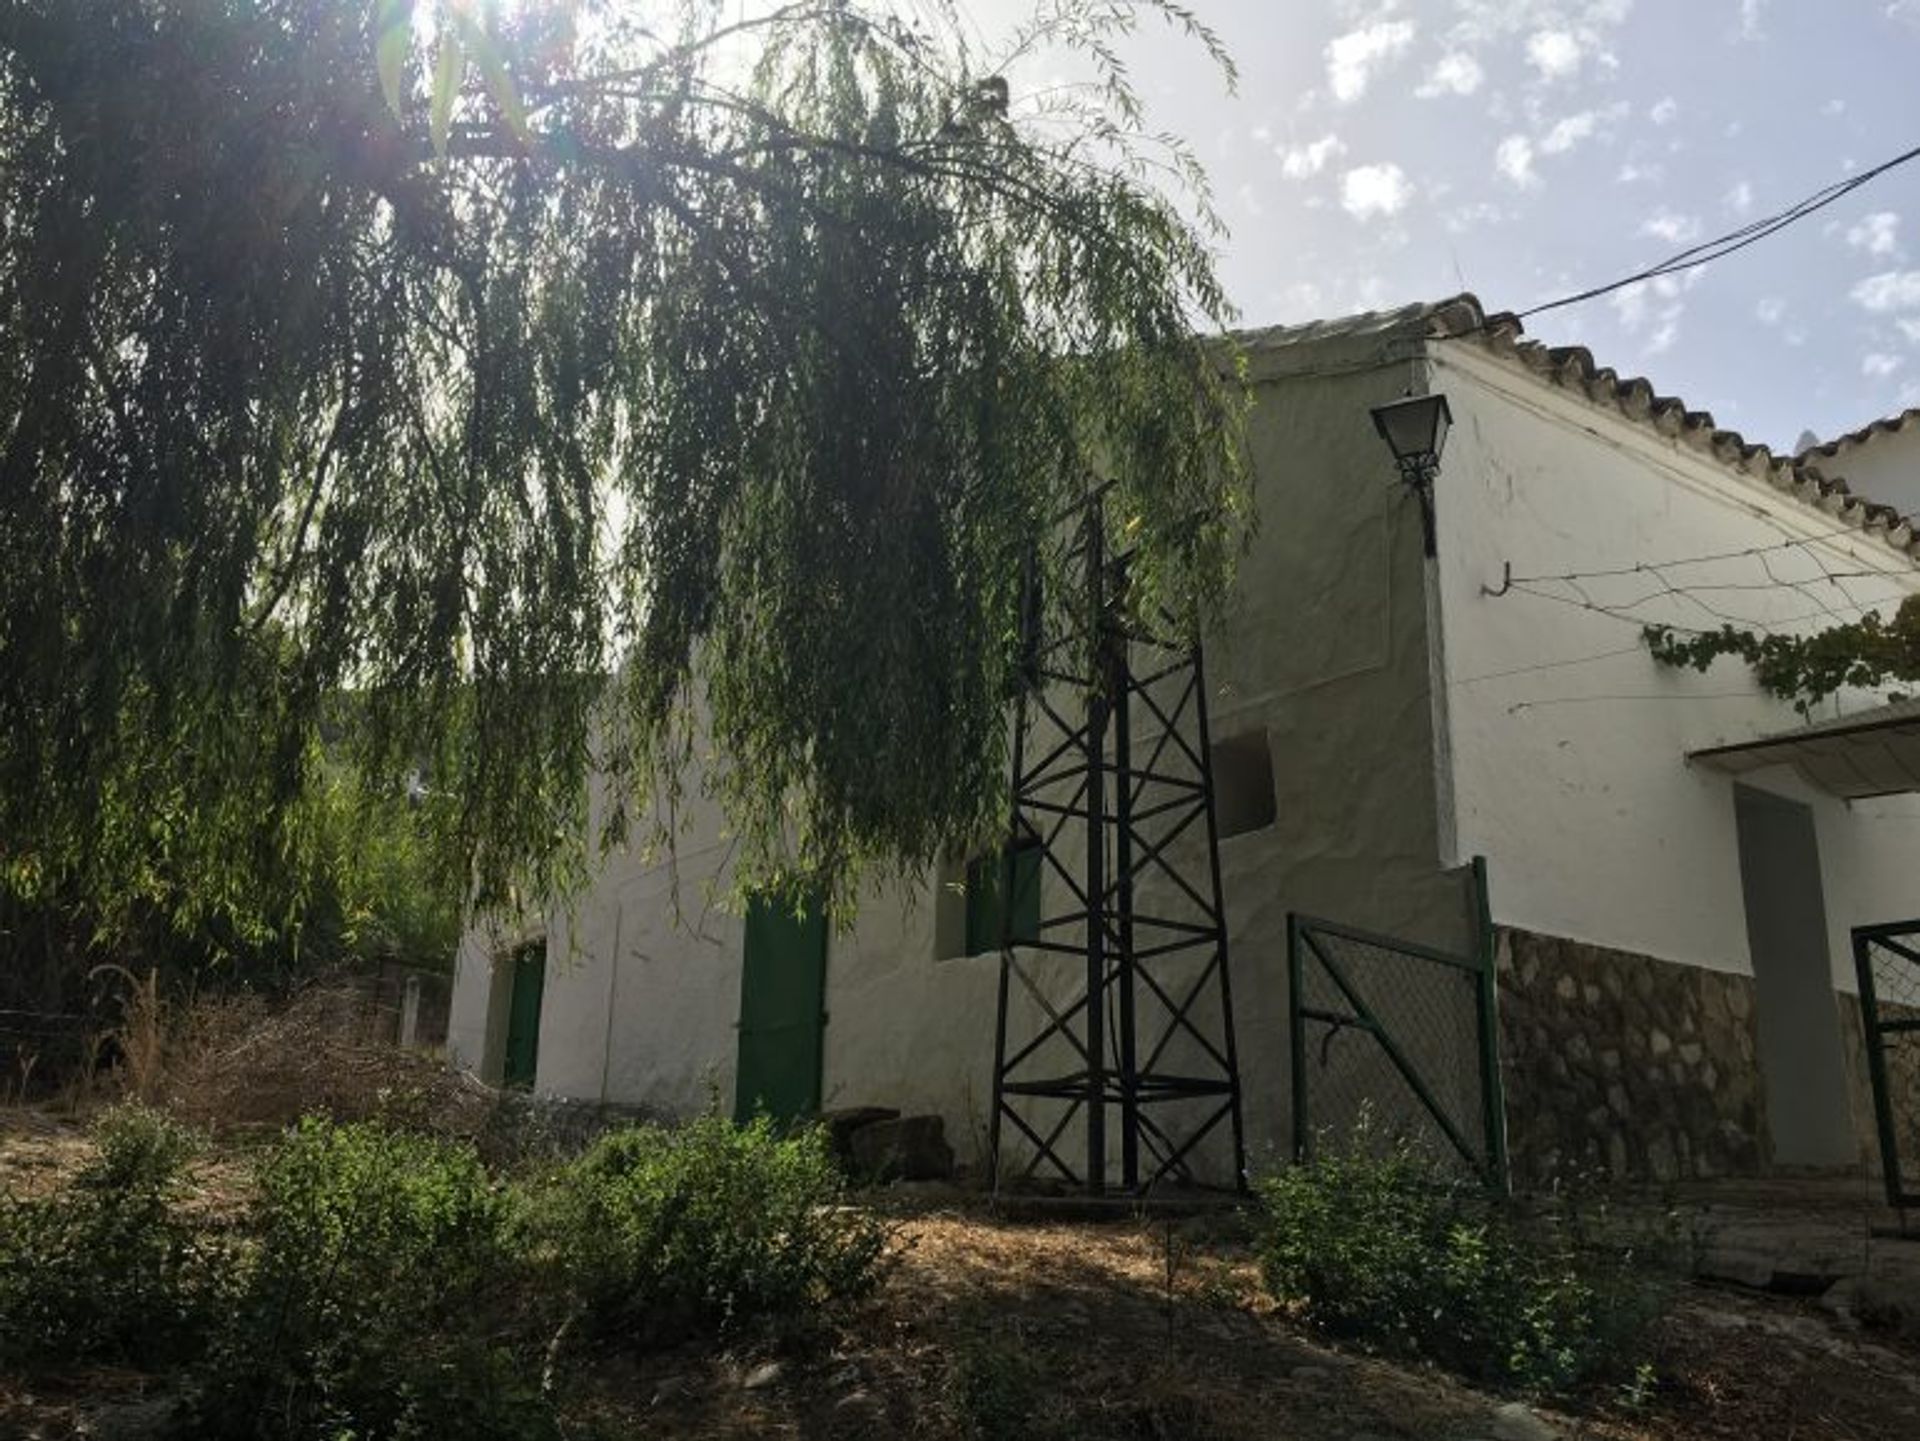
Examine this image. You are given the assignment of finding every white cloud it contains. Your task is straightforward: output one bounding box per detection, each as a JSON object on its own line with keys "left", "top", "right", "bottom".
{"left": 1537, "top": 103, "right": 1628, "bottom": 157}
{"left": 1641, "top": 211, "right": 1702, "bottom": 245}
{"left": 1326, "top": 20, "right": 1416, "bottom": 104}
{"left": 1847, "top": 212, "right": 1901, "bottom": 258}
{"left": 1900, "top": 317, "right": 1920, "bottom": 343}
{"left": 1340, "top": 163, "right": 1412, "bottom": 221}
{"left": 1852, "top": 271, "right": 1920, "bottom": 312}
{"left": 1279, "top": 134, "right": 1346, "bottom": 180}
{"left": 1610, "top": 281, "right": 1649, "bottom": 329}
{"left": 1725, "top": 180, "right": 1754, "bottom": 215}
{"left": 1250, "top": 124, "right": 1274, "bottom": 145}
{"left": 1416, "top": 51, "right": 1484, "bottom": 98}
{"left": 1496, "top": 134, "right": 1538, "bottom": 188}
{"left": 1526, "top": 29, "right": 1583, "bottom": 79}
{"left": 1611, "top": 264, "right": 1693, "bottom": 354}
{"left": 1754, "top": 296, "right": 1786, "bottom": 325}
{"left": 1823, "top": 97, "right": 1847, "bottom": 116}
{"left": 1892, "top": 2, "right": 1920, "bottom": 30}
{"left": 1648, "top": 97, "right": 1679, "bottom": 125}
{"left": 1739, "top": 0, "right": 1766, "bottom": 39}
{"left": 1443, "top": 200, "right": 1512, "bottom": 234}
{"left": 1863, "top": 353, "right": 1905, "bottom": 378}
{"left": 1616, "top": 160, "right": 1663, "bottom": 185}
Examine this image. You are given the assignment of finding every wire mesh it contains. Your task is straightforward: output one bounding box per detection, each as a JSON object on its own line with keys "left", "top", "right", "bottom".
{"left": 1295, "top": 925, "right": 1488, "bottom": 1178}
{"left": 1862, "top": 935, "right": 1920, "bottom": 1200}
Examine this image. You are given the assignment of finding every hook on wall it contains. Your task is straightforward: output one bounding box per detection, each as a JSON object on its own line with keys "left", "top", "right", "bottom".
{"left": 1483, "top": 561, "right": 1513, "bottom": 597}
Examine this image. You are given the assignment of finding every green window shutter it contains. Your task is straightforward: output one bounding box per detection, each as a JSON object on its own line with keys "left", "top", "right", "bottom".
{"left": 733, "top": 889, "right": 829, "bottom": 1125}
{"left": 502, "top": 940, "right": 545, "bottom": 1089}
{"left": 965, "top": 843, "right": 1042, "bottom": 954}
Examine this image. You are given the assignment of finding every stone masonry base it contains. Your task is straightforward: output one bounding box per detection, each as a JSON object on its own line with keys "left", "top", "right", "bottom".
{"left": 1497, "top": 928, "right": 1775, "bottom": 1185}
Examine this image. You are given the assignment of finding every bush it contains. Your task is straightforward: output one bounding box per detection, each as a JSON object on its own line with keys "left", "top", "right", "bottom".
{"left": 534, "top": 1114, "right": 889, "bottom": 1345}
{"left": 0, "top": 1105, "right": 223, "bottom": 1368}
{"left": 190, "top": 1117, "right": 552, "bottom": 1441}
{"left": 1254, "top": 1133, "right": 1672, "bottom": 1394}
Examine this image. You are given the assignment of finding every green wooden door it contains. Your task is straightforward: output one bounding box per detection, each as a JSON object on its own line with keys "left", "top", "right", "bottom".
{"left": 503, "top": 941, "right": 545, "bottom": 1089}
{"left": 733, "top": 892, "right": 828, "bottom": 1124}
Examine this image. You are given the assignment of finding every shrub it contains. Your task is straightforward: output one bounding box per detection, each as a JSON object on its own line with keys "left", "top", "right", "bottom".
{"left": 1254, "top": 1133, "right": 1673, "bottom": 1394}
{"left": 0, "top": 1105, "right": 223, "bottom": 1368}
{"left": 190, "top": 1117, "right": 552, "bottom": 1441}
{"left": 534, "top": 1114, "right": 889, "bottom": 1345}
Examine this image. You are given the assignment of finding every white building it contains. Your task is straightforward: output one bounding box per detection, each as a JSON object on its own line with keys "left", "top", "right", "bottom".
{"left": 449, "top": 297, "right": 1920, "bottom": 1188}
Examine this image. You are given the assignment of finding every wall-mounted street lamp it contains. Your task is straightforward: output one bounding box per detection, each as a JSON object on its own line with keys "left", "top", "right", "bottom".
{"left": 1370, "top": 392, "right": 1452, "bottom": 558}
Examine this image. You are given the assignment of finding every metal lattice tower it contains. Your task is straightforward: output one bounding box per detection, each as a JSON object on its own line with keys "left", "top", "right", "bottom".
{"left": 988, "top": 493, "right": 1247, "bottom": 1196}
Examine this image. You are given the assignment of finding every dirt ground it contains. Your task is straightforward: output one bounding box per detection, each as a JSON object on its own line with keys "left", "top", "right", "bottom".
{"left": 566, "top": 1199, "right": 1920, "bottom": 1441}
{"left": 4, "top": 1113, "right": 1919, "bottom": 1441}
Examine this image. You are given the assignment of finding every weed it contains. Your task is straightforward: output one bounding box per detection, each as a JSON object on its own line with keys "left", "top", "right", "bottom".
{"left": 0, "top": 1105, "right": 223, "bottom": 1368}
{"left": 189, "top": 1117, "right": 551, "bottom": 1440}
{"left": 1254, "top": 1128, "right": 1673, "bottom": 1394}
{"left": 533, "top": 1114, "right": 890, "bottom": 1347}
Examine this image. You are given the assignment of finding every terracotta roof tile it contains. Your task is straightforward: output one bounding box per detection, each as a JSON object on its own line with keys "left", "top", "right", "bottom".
{"left": 1797, "top": 406, "right": 1920, "bottom": 461}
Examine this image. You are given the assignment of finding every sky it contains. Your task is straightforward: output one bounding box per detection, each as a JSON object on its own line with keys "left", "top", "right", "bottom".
{"left": 953, "top": 0, "right": 1920, "bottom": 451}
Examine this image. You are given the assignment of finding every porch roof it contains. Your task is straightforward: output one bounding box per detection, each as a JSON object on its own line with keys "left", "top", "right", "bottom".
{"left": 1689, "top": 697, "right": 1920, "bottom": 799}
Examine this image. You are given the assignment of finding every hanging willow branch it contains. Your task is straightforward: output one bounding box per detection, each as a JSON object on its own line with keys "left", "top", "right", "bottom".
{"left": 1645, "top": 596, "right": 1920, "bottom": 714}
{"left": 0, "top": 0, "right": 1249, "bottom": 934}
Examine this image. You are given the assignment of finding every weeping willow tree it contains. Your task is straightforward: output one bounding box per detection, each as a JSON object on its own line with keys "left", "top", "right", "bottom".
{"left": 0, "top": 0, "right": 1247, "bottom": 951}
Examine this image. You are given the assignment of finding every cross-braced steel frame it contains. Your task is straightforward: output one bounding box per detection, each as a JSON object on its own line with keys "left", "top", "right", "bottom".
{"left": 987, "top": 494, "right": 1247, "bottom": 1196}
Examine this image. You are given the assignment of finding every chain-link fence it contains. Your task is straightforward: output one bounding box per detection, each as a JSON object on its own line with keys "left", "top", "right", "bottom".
{"left": 1854, "top": 921, "right": 1920, "bottom": 1207}
{"left": 1288, "top": 913, "right": 1505, "bottom": 1186}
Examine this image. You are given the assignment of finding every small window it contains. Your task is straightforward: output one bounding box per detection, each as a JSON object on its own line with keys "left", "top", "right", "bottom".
{"left": 932, "top": 853, "right": 970, "bottom": 961}
{"left": 941, "top": 842, "right": 1038, "bottom": 956}
{"left": 1210, "top": 728, "right": 1276, "bottom": 838}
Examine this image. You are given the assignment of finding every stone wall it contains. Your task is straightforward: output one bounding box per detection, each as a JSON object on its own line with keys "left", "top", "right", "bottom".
{"left": 1496, "top": 928, "right": 1772, "bottom": 1184}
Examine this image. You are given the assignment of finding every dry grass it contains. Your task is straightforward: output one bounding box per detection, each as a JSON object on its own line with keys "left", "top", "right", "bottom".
{"left": 149, "top": 983, "right": 481, "bottom": 1133}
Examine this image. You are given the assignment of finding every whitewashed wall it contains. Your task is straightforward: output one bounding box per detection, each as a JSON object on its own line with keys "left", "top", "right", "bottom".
{"left": 444, "top": 315, "right": 1464, "bottom": 1176}
{"left": 1431, "top": 340, "right": 1920, "bottom": 994}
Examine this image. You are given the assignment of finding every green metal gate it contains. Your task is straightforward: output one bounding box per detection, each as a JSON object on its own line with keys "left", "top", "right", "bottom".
{"left": 1852, "top": 919, "right": 1920, "bottom": 1208}
{"left": 502, "top": 940, "right": 546, "bottom": 1090}
{"left": 1286, "top": 859, "right": 1507, "bottom": 1187}
{"left": 733, "top": 890, "right": 829, "bottom": 1125}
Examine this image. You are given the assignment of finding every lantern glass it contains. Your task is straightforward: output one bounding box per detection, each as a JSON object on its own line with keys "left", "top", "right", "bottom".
{"left": 1370, "top": 392, "right": 1453, "bottom": 469}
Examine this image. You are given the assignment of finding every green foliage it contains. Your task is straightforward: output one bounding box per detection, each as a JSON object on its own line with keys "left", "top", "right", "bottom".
{"left": 0, "top": 1106, "right": 223, "bottom": 1368}
{"left": 1645, "top": 594, "right": 1920, "bottom": 714}
{"left": 191, "top": 1118, "right": 550, "bottom": 1441}
{"left": 1254, "top": 1135, "right": 1672, "bottom": 1394}
{"left": 533, "top": 1114, "right": 889, "bottom": 1344}
{"left": 0, "top": 0, "right": 1248, "bottom": 936}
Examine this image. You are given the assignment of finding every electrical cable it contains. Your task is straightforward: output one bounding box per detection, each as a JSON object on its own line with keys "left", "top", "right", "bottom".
{"left": 1500, "top": 525, "right": 1869, "bottom": 587}
{"left": 1498, "top": 138, "right": 1920, "bottom": 323}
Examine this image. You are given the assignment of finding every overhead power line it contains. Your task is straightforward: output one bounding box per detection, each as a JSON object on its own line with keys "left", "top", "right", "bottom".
{"left": 1511, "top": 138, "right": 1920, "bottom": 323}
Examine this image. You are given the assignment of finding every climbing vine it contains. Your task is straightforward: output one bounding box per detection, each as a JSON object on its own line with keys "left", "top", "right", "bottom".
{"left": 1645, "top": 594, "right": 1920, "bottom": 713}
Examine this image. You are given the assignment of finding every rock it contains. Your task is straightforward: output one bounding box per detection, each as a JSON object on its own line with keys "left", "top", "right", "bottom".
{"left": 847, "top": 1114, "right": 955, "bottom": 1181}
{"left": 742, "top": 1361, "right": 785, "bottom": 1391}
{"left": 1649, "top": 1028, "right": 1673, "bottom": 1058}
{"left": 1290, "top": 1364, "right": 1331, "bottom": 1382}
{"left": 832, "top": 1389, "right": 888, "bottom": 1431}
{"left": 1488, "top": 1401, "right": 1561, "bottom": 1441}
{"left": 650, "top": 1375, "right": 693, "bottom": 1406}
{"left": 1696, "top": 1245, "right": 1775, "bottom": 1289}
{"left": 819, "top": 1106, "right": 901, "bottom": 1168}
